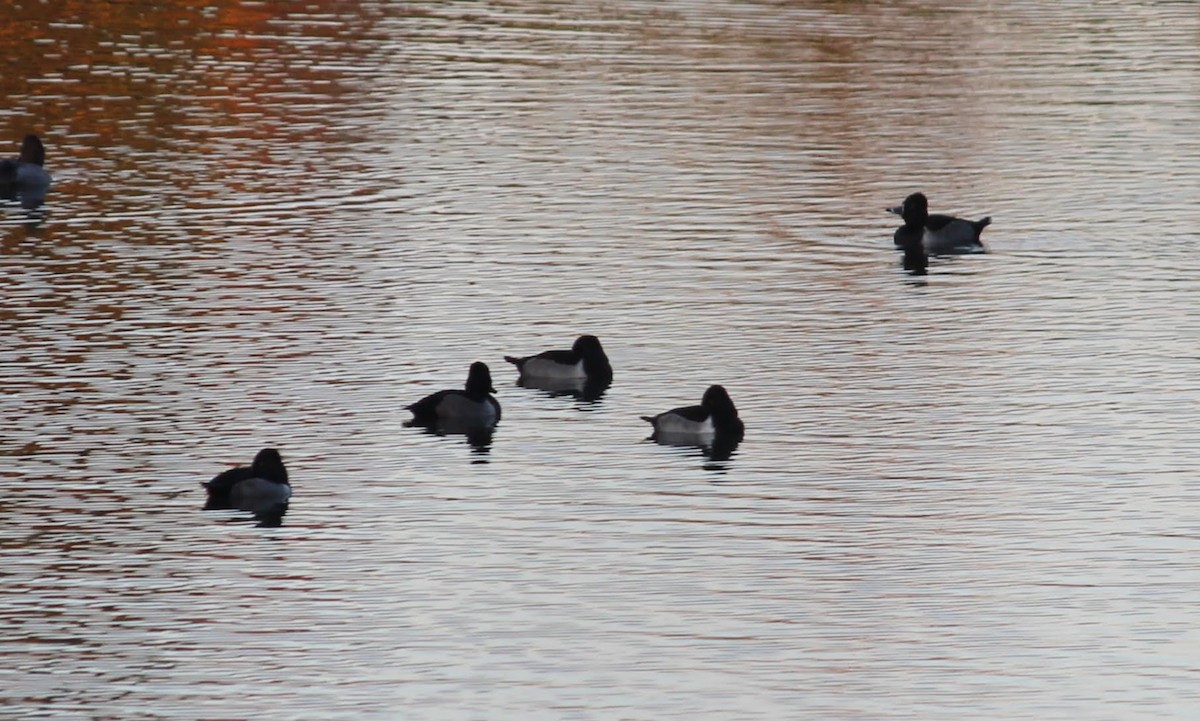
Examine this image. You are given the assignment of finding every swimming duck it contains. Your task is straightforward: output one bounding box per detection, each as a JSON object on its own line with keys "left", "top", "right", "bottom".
{"left": 0, "top": 134, "right": 51, "bottom": 209}
{"left": 888, "top": 192, "right": 989, "bottom": 255}
{"left": 504, "top": 334, "right": 612, "bottom": 382}
{"left": 407, "top": 361, "right": 501, "bottom": 425}
{"left": 202, "top": 448, "right": 292, "bottom": 511}
{"left": 641, "top": 385, "right": 744, "bottom": 444}
{"left": 504, "top": 335, "right": 613, "bottom": 401}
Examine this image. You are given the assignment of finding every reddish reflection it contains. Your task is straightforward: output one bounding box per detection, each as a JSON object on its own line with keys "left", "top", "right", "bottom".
{"left": 1, "top": 1, "right": 389, "bottom": 214}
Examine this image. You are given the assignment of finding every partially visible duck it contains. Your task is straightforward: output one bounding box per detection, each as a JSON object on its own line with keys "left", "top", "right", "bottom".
{"left": 407, "top": 361, "right": 501, "bottom": 426}
{"left": 888, "top": 192, "right": 989, "bottom": 255}
{"left": 641, "top": 385, "right": 744, "bottom": 444}
{"left": 0, "top": 134, "right": 51, "bottom": 209}
{"left": 202, "top": 448, "right": 292, "bottom": 511}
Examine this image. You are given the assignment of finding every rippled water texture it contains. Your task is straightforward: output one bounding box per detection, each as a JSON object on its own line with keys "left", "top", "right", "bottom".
{"left": 3, "top": 1, "right": 1200, "bottom": 719}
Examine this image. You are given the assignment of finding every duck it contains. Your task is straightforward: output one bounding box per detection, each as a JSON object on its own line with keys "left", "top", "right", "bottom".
{"left": 202, "top": 448, "right": 292, "bottom": 511}
{"left": 0, "top": 134, "right": 51, "bottom": 209}
{"left": 888, "top": 192, "right": 990, "bottom": 255}
{"left": 407, "top": 361, "right": 501, "bottom": 426}
{"left": 505, "top": 334, "right": 612, "bottom": 382}
{"left": 641, "top": 384, "right": 744, "bottom": 444}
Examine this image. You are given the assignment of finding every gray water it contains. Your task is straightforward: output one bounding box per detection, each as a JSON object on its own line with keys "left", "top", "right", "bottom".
{"left": 3, "top": 1, "right": 1200, "bottom": 719}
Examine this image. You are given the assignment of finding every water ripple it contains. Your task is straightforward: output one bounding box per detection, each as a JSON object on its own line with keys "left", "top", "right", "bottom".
{"left": 3, "top": 1, "right": 1200, "bottom": 719}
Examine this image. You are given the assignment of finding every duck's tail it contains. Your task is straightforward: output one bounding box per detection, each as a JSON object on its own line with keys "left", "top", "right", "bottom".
{"left": 503, "top": 355, "right": 522, "bottom": 366}
{"left": 975, "top": 216, "right": 992, "bottom": 231}
{"left": 640, "top": 416, "right": 656, "bottom": 424}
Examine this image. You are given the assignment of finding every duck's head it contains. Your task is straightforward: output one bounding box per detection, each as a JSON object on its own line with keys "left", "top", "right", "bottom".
{"left": 893, "top": 192, "right": 928, "bottom": 226}
{"left": 465, "top": 361, "right": 496, "bottom": 395}
{"left": 19, "top": 135, "right": 45, "bottom": 167}
{"left": 701, "top": 384, "right": 739, "bottom": 419}
{"left": 572, "top": 334, "right": 607, "bottom": 360}
{"left": 251, "top": 448, "right": 288, "bottom": 484}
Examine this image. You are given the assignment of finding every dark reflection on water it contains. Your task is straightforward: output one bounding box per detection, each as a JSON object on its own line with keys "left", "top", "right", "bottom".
{"left": 2, "top": 0, "right": 392, "bottom": 228}
{"left": 3, "top": 0, "right": 1200, "bottom": 719}
{"left": 511, "top": 374, "right": 612, "bottom": 404}
{"left": 647, "top": 433, "right": 742, "bottom": 470}
{"left": 0, "top": 215, "right": 46, "bottom": 242}
{"left": 204, "top": 502, "right": 290, "bottom": 528}
{"left": 405, "top": 419, "right": 496, "bottom": 458}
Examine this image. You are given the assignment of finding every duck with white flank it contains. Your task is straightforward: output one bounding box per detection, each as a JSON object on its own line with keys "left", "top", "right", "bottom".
{"left": 203, "top": 448, "right": 292, "bottom": 512}
{"left": 504, "top": 335, "right": 613, "bottom": 401}
{"left": 406, "top": 361, "right": 501, "bottom": 426}
{"left": 641, "top": 385, "right": 744, "bottom": 446}
{"left": 888, "top": 192, "right": 990, "bottom": 256}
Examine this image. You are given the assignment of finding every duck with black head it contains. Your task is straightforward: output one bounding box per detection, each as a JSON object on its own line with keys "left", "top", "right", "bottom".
{"left": 406, "top": 361, "right": 502, "bottom": 427}
{"left": 0, "top": 134, "right": 51, "bottom": 209}
{"left": 202, "top": 448, "right": 292, "bottom": 512}
{"left": 888, "top": 192, "right": 990, "bottom": 256}
{"left": 504, "top": 334, "right": 613, "bottom": 401}
{"left": 641, "top": 385, "right": 745, "bottom": 446}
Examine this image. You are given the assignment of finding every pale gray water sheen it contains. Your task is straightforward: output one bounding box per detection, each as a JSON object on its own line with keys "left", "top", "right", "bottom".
{"left": 3, "top": 1, "right": 1200, "bottom": 719}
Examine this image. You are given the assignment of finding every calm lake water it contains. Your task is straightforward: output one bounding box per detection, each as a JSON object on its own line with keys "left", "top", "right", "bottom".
{"left": 3, "top": 1, "right": 1200, "bottom": 719}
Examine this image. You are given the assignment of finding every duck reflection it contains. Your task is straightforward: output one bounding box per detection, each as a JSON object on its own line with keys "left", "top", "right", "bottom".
{"left": 513, "top": 374, "right": 611, "bottom": 404}
{"left": 406, "top": 417, "right": 497, "bottom": 457}
{"left": 647, "top": 433, "right": 742, "bottom": 470}
{"left": 2, "top": 207, "right": 47, "bottom": 232}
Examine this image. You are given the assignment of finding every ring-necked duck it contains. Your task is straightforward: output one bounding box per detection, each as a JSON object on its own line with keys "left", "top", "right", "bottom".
{"left": 202, "top": 448, "right": 292, "bottom": 511}
{"left": 504, "top": 334, "right": 612, "bottom": 382}
{"left": 641, "top": 385, "right": 744, "bottom": 443}
{"left": 888, "top": 192, "right": 990, "bottom": 256}
{"left": 407, "top": 361, "right": 501, "bottom": 425}
{"left": 0, "top": 134, "right": 51, "bottom": 209}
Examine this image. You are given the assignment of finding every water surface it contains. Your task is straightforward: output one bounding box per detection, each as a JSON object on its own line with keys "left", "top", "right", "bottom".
{"left": 3, "top": 1, "right": 1200, "bottom": 719}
